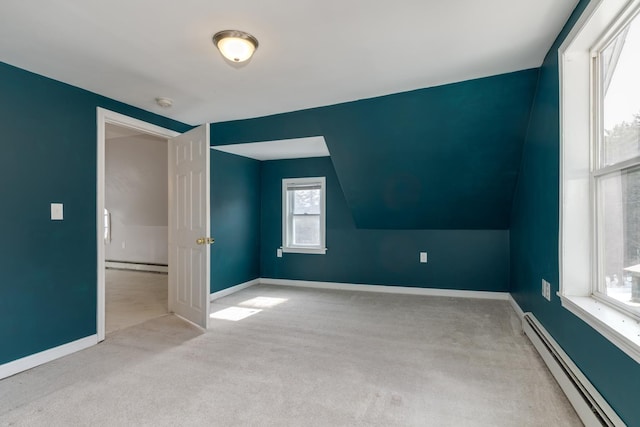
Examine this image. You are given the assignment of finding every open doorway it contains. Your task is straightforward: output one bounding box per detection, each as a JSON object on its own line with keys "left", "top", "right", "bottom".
{"left": 97, "top": 108, "right": 180, "bottom": 341}
{"left": 104, "top": 123, "right": 169, "bottom": 334}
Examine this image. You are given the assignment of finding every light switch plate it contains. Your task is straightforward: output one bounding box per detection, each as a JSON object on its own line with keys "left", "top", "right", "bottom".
{"left": 542, "top": 279, "right": 551, "bottom": 301}
{"left": 420, "top": 252, "right": 427, "bottom": 263}
{"left": 277, "top": 248, "right": 283, "bottom": 258}
{"left": 51, "top": 203, "right": 63, "bottom": 220}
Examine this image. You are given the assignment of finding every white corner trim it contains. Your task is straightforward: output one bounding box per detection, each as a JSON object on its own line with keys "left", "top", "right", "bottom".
{"left": 0, "top": 335, "right": 98, "bottom": 380}
{"left": 210, "top": 278, "right": 260, "bottom": 301}
{"left": 259, "top": 278, "right": 509, "bottom": 300}
{"left": 509, "top": 295, "right": 526, "bottom": 321}
{"left": 560, "top": 295, "right": 640, "bottom": 365}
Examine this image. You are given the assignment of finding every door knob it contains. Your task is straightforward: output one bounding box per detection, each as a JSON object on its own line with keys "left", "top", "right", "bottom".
{"left": 196, "top": 237, "right": 215, "bottom": 245}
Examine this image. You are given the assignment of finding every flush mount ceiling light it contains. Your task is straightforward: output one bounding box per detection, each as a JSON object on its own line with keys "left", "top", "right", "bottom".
{"left": 212, "top": 30, "right": 259, "bottom": 63}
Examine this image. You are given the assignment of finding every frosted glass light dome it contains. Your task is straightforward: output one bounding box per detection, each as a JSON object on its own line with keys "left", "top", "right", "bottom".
{"left": 213, "top": 30, "right": 259, "bottom": 63}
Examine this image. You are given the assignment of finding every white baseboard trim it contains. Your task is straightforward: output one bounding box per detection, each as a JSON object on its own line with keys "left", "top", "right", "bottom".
{"left": 509, "top": 295, "right": 526, "bottom": 321}
{"left": 0, "top": 335, "right": 98, "bottom": 380}
{"left": 106, "top": 261, "right": 168, "bottom": 273}
{"left": 259, "top": 278, "right": 509, "bottom": 300}
{"left": 210, "top": 278, "right": 260, "bottom": 301}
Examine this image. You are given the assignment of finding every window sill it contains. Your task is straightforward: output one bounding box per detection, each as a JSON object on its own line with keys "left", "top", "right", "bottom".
{"left": 281, "top": 247, "right": 327, "bottom": 255}
{"left": 560, "top": 294, "right": 640, "bottom": 364}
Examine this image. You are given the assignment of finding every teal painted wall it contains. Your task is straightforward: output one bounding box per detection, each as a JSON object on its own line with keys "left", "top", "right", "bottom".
{"left": 212, "top": 69, "right": 538, "bottom": 230}
{"left": 0, "top": 62, "right": 190, "bottom": 365}
{"left": 261, "top": 157, "right": 509, "bottom": 291}
{"left": 210, "top": 150, "right": 261, "bottom": 293}
{"left": 510, "top": 1, "right": 640, "bottom": 424}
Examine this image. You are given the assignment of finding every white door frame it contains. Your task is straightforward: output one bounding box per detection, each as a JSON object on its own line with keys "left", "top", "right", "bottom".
{"left": 96, "top": 107, "right": 180, "bottom": 342}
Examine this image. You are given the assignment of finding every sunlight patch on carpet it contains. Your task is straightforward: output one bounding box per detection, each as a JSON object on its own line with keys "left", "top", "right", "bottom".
{"left": 210, "top": 306, "right": 262, "bottom": 321}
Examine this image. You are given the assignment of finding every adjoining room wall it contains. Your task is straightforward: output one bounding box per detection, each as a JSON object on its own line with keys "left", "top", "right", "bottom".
{"left": 261, "top": 157, "right": 509, "bottom": 291}
{"left": 210, "top": 150, "right": 261, "bottom": 293}
{"left": 105, "top": 133, "right": 168, "bottom": 265}
{"left": 0, "top": 61, "right": 190, "bottom": 366}
{"left": 509, "top": 0, "right": 640, "bottom": 424}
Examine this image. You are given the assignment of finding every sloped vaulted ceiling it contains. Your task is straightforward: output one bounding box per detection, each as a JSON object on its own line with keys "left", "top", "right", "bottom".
{"left": 211, "top": 69, "right": 539, "bottom": 230}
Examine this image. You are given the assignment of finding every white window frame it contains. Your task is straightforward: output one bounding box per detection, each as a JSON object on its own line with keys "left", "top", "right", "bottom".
{"left": 281, "top": 177, "right": 327, "bottom": 255}
{"left": 559, "top": 0, "right": 640, "bottom": 364}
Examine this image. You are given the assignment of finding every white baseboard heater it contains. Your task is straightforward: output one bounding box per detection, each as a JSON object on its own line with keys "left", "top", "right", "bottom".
{"left": 105, "top": 261, "right": 168, "bottom": 273}
{"left": 522, "top": 313, "right": 625, "bottom": 427}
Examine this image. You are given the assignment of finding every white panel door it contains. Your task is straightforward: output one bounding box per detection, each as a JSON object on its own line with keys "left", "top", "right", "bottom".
{"left": 168, "top": 124, "right": 210, "bottom": 328}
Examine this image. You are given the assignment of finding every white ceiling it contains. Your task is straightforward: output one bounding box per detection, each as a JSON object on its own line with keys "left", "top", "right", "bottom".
{"left": 0, "top": 0, "right": 578, "bottom": 126}
{"left": 212, "top": 136, "right": 329, "bottom": 161}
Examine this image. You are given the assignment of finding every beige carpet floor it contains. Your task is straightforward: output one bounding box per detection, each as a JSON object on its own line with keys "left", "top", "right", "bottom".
{"left": 0, "top": 284, "right": 581, "bottom": 426}
{"left": 105, "top": 268, "right": 168, "bottom": 334}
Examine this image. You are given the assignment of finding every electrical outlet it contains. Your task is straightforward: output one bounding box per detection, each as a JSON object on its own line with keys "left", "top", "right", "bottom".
{"left": 541, "top": 279, "right": 551, "bottom": 301}
{"left": 50, "top": 203, "right": 63, "bottom": 220}
{"left": 420, "top": 252, "right": 427, "bottom": 263}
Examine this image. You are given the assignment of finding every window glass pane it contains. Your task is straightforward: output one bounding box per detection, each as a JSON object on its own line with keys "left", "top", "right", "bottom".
{"left": 292, "top": 215, "right": 320, "bottom": 246}
{"left": 602, "top": 14, "right": 640, "bottom": 167}
{"left": 292, "top": 189, "right": 320, "bottom": 215}
{"left": 598, "top": 166, "right": 640, "bottom": 309}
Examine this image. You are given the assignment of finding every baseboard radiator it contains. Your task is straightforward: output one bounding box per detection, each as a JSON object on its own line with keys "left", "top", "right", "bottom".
{"left": 105, "top": 261, "right": 168, "bottom": 273}
{"left": 522, "top": 313, "right": 625, "bottom": 427}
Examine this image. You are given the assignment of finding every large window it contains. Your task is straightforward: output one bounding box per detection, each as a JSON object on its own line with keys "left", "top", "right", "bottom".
{"left": 282, "top": 177, "right": 326, "bottom": 254}
{"left": 594, "top": 10, "right": 640, "bottom": 315}
{"left": 560, "top": 0, "right": 640, "bottom": 363}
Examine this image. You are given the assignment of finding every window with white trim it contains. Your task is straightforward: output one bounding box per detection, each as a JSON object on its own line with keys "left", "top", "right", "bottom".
{"left": 593, "top": 11, "right": 640, "bottom": 315}
{"left": 282, "top": 177, "right": 326, "bottom": 254}
{"left": 559, "top": 0, "right": 640, "bottom": 363}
